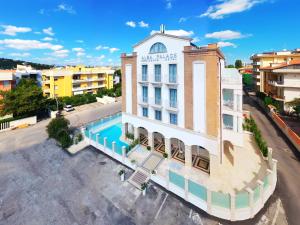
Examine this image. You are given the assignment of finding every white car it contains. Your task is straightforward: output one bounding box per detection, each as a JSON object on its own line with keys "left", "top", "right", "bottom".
{"left": 64, "top": 105, "right": 74, "bottom": 112}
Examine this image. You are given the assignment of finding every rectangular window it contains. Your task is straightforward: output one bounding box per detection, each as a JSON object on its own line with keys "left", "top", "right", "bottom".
{"left": 154, "top": 64, "right": 161, "bottom": 82}
{"left": 142, "top": 107, "right": 148, "bottom": 117}
{"left": 169, "top": 64, "right": 177, "bottom": 83}
{"left": 169, "top": 113, "right": 178, "bottom": 125}
{"left": 142, "top": 65, "right": 148, "bottom": 81}
{"left": 223, "top": 114, "right": 233, "bottom": 130}
{"left": 142, "top": 86, "right": 148, "bottom": 103}
{"left": 3, "top": 81, "right": 10, "bottom": 87}
{"left": 154, "top": 87, "right": 161, "bottom": 105}
{"left": 155, "top": 110, "right": 162, "bottom": 121}
{"left": 169, "top": 88, "right": 177, "bottom": 108}
{"left": 54, "top": 85, "right": 58, "bottom": 90}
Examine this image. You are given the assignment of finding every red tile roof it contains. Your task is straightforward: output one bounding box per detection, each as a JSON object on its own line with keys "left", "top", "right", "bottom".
{"left": 260, "top": 60, "right": 300, "bottom": 70}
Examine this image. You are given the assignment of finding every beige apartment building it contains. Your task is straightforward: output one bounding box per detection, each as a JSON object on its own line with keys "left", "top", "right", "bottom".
{"left": 251, "top": 49, "right": 300, "bottom": 92}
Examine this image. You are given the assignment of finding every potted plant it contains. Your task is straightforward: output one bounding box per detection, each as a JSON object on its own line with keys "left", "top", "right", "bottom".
{"left": 141, "top": 182, "right": 148, "bottom": 196}
{"left": 163, "top": 153, "right": 168, "bottom": 158}
{"left": 147, "top": 146, "right": 151, "bottom": 151}
{"left": 118, "top": 169, "right": 125, "bottom": 181}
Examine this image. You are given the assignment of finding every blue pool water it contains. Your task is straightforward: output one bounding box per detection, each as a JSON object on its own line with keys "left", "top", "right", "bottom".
{"left": 85, "top": 115, "right": 129, "bottom": 155}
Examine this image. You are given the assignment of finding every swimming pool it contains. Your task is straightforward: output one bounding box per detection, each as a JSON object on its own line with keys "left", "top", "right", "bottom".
{"left": 85, "top": 115, "right": 129, "bottom": 155}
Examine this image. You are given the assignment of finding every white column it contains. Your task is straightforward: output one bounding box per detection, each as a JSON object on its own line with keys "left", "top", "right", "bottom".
{"left": 257, "top": 180, "right": 264, "bottom": 206}
{"left": 184, "top": 175, "right": 189, "bottom": 200}
{"left": 96, "top": 134, "right": 100, "bottom": 145}
{"left": 134, "top": 127, "right": 139, "bottom": 140}
{"left": 246, "top": 187, "right": 254, "bottom": 218}
{"left": 272, "top": 159, "right": 278, "bottom": 187}
{"left": 166, "top": 167, "right": 170, "bottom": 190}
{"left": 122, "top": 146, "right": 127, "bottom": 162}
{"left": 112, "top": 141, "right": 116, "bottom": 156}
{"left": 88, "top": 131, "right": 92, "bottom": 144}
{"left": 148, "top": 132, "right": 153, "bottom": 150}
{"left": 165, "top": 138, "right": 171, "bottom": 159}
{"left": 207, "top": 189, "right": 212, "bottom": 214}
{"left": 230, "top": 193, "right": 236, "bottom": 221}
{"left": 185, "top": 145, "right": 192, "bottom": 167}
{"left": 104, "top": 137, "right": 107, "bottom": 151}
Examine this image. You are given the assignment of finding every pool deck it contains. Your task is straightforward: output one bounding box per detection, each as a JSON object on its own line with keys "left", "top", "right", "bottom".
{"left": 126, "top": 133, "right": 269, "bottom": 194}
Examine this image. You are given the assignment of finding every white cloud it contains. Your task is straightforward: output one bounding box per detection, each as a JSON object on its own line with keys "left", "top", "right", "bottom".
{"left": 72, "top": 47, "right": 84, "bottom": 52}
{"left": 139, "top": 21, "right": 149, "bottom": 28}
{"left": 50, "top": 49, "right": 69, "bottom": 58}
{"left": 200, "top": 0, "right": 266, "bottom": 19}
{"left": 57, "top": 3, "right": 76, "bottom": 14}
{"left": 76, "top": 52, "right": 85, "bottom": 57}
{"left": 150, "top": 29, "right": 194, "bottom": 37}
{"left": 95, "top": 45, "right": 109, "bottom": 50}
{"left": 75, "top": 40, "right": 84, "bottom": 43}
{"left": 34, "top": 31, "right": 41, "bottom": 35}
{"left": 0, "top": 39, "right": 63, "bottom": 51}
{"left": 42, "top": 37, "right": 54, "bottom": 41}
{"left": 10, "top": 52, "right": 31, "bottom": 57}
{"left": 179, "top": 17, "right": 187, "bottom": 23}
{"left": 43, "top": 27, "right": 54, "bottom": 36}
{"left": 166, "top": 0, "right": 173, "bottom": 9}
{"left": 0, "top": 25, "right": 32, "bottom": 36}
{"left": 205, "top": 30, "right": 250, "bottom": 40}
{"left": 96, "top": 45, "right": 119, "bottom": 53}
{"left": 192, "top": 37, "right": 200, "bottom": 43}
{"left": 217, "top": 41, "right": 237, "bottom": 48}
{"left": 126, "top": 21, "right": 136, "bottom": 28}
{"left": 109, "top": 47, "right": 120, "bottom": 53}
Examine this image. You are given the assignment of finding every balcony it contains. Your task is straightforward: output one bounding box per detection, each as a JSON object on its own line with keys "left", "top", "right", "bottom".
{"left": 72, "top": 84, "right": 105, "bottom": 91}
{"left": 43, "top": 89, "right": 50, "bottom": 93}
{"left": 72, "top": 78, "right": 105, "bottom": 83}
{"left": 268, "top": 80, "right": 284, "bottom": 87}
{"left": 43, "top": 80, "right": 50, "bottom": 84}
{"left": 165, "top": 100, "right": 178, "bottom": 112}
{"left": 252, "top": 61, "right": 261, "bottom": 66}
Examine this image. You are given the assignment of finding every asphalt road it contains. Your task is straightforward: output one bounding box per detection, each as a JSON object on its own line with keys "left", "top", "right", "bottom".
{"left": 243, "top": 93, "right": 300, "bottom": 225}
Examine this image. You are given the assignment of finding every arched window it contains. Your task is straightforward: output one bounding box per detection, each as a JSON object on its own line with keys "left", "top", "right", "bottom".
{"left": 149, "top": 42, "right": 167, "bottom": 54}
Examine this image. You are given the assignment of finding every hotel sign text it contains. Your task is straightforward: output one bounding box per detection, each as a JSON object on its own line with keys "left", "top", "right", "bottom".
{"left": 141, "top": 53, "right": 177, "bottom": 63}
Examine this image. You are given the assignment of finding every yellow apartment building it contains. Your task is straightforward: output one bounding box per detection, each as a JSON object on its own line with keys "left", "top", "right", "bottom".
{"left": 250, "top": 49, "right": 300, "bottom": 92}
{"left": 42, "top": 65, "right": 114, "bottom": 98}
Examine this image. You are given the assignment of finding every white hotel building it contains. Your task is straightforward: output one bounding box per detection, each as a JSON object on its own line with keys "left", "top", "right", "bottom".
{"left": 85, "top": 27, "right": 277, "bottom": 221}
{"left": 121, "top": 29, "right": 244, "bottom": 173}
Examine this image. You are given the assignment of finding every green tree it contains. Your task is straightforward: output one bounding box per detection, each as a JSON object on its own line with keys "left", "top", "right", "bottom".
{"left": 226, "top": 64, "right": 235, "bottom": 68}
{"left": 0, "top": 78, "right": 47, "bottom": 117}
{"left": 235, "top": 60, "right": 243, "bottom": 69}
{"left": 46, "top": 117, "right": 70, "bottom": 139}
{"left": 286, "top": 98, "right": 300, "bottom": 116}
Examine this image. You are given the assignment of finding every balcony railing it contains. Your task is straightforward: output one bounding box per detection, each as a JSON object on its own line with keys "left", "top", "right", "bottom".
{"left": 268, "top": 80, "right": 284, "bottom": 87}
{"left": 72, "top": 78, "right": 105, "bottom": 83}
{"left": 223, "top": 100, "right": 234, "bottom": 110}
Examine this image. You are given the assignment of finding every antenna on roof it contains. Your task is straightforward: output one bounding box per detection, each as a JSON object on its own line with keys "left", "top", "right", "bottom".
{"left": 160, "top": 24, "right": 165, "bottom": 34}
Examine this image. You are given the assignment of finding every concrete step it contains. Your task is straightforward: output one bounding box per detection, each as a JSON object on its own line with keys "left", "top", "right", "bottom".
{"left": 128, "top": 168, "right": 150, "bottom": 190}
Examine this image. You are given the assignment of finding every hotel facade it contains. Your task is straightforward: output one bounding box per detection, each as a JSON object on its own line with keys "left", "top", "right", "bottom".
{"left": 115, "top": 29, "right": 277, "bottom": 221}
{"left": 121, "top": 31, "right": 244, "bottom": 174}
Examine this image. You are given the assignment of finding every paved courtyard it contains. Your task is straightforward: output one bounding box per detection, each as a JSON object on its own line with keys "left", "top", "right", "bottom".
{"left": 0, "top": 102, "right": 289, "bottom": 225}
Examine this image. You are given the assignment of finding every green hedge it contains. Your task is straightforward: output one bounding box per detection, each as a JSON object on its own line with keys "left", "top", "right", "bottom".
{"left": 243, "top": 117, "right": 268, "bottom": 157}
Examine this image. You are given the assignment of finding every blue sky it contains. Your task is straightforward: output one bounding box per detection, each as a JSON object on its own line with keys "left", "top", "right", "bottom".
{"left": 0, "top": 0, "right": 299, "bottom": 66}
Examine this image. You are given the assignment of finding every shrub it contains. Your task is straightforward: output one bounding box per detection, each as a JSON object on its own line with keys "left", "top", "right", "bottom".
{"left": 47, "top": 117, "right": 70, "bottom": 139}
{"left": 147, "top": 146, "right": 151, "bottom": 151}
{"left": 57, "top": 129, "right": 72, "bottom": 149}
{"left": 163, "top": 153, "right": 168, "bottom": 158}
{"left": 126, "top": 133, "right": 134, "bottom": 140}
{"left": 141, "top": 182, "right": 148, "bottom": 190}
{"left": 118, "top": 169, "right": 125, "bottom": 176}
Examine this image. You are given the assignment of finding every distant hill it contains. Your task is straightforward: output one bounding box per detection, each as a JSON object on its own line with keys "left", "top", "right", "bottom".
{"left": 0, "top": 58, "right": 54, "bottom": 70}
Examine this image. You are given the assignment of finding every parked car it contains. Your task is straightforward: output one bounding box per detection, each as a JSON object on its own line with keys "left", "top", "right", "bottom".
{"left": 63, "top": 105, "right": 74, "bottom": 112}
